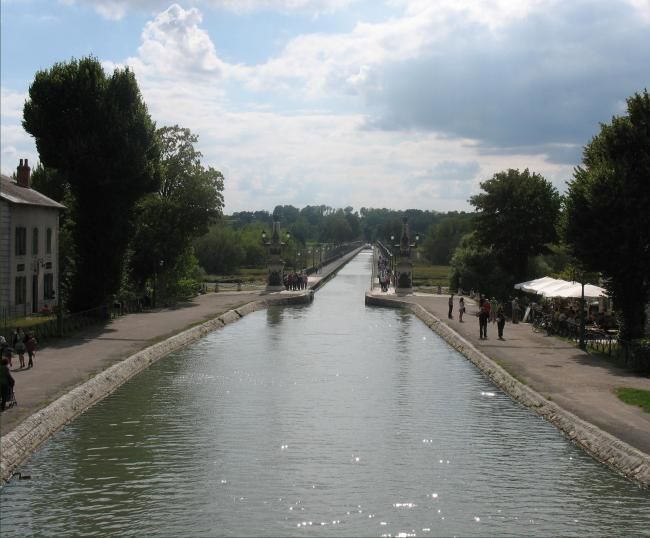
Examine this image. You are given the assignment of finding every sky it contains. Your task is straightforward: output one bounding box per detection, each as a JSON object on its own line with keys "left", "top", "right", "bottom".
{"left": 1, "top": 0, "right": 649, "bottom": 213}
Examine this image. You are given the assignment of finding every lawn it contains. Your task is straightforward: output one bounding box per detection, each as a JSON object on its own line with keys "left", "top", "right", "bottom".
{"left": 412, "top": 263, "right": 451, "bottom": 287}
{"left": 615, "top": 388, "right": 650, "bottom": 413}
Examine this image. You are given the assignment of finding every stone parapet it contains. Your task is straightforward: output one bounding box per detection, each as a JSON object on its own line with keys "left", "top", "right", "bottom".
{"left": 365, "top": 292, "right": 650, "bottom": 488}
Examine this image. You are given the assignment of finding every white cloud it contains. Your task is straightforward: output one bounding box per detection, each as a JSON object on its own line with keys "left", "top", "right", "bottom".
{"left": 62, "top": 0, "right": 361, "bottom": 20}
{"left": 0, "top": 88, "right": 36, "bottom": 176}
{"left": 1, "top": 87, "right": 26, "bottom": 119}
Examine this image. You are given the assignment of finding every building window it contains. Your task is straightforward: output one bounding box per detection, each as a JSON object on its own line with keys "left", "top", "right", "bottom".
{"left": 44, "top": 273, "right": 54, "bottom": 300}
{"left": 15, "top": 276, "right": 26, "bottom": 305}
{"left": 15, "top": 227, "right": 26, "bottom": 256}
{"left": 46, "top": 228, "right": 52, "bottom": 254}
{"left": 17, "top": 264, "right": 25, "bottom": 272}
{"left": 45, "top": 262, "right": 52, "bottom": 269}
{"left": 32, "top": 227, "right": 39, "bottom": 255}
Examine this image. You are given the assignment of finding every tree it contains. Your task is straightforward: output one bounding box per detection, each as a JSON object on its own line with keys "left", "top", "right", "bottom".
{"left": 450, "top": 232, "right": 512, "bottom": 299}
{"left": 130, "top": 125, "right": 224, "bottom": 300}
{"left": 422, "top": 212, "right": 473, "bottom": 264}
{"left": 564, "top": 90, "right": 650, "bottom": 339}
{"left": 469, "top": 169, "right": 561, "bottom": 282}
{"left": 193, "top": 225, "right": 245, "bottom": 275}
{"left": 23, "top": 57, "right": 159, "bottom": 311}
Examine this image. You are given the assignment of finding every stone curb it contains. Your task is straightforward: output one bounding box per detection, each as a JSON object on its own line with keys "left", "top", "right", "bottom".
{"left": 365, "top": 292, "right": 650, "bottom": 488}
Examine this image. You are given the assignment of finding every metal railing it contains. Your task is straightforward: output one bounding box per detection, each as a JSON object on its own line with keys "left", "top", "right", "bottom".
{"left": 526, "top": 312, "right": 649, "bottom": 375}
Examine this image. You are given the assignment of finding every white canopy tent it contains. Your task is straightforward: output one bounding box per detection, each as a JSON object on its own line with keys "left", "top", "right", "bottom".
{"left": 514, "top": 277, "right": 607, "bottom": 298}
{"left": 513, "top": 276, "right": 558, "bottom": 294}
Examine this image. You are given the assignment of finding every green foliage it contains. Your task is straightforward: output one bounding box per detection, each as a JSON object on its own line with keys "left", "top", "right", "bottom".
{"left": 23, "top": 56, "right": 159, "bottom": 311}
{"left": 421, "top": 212, "right": 473, "bottom": 264}
{"left": 129, "top": 125, "right": 224, "bottom": 290}
{"left": 194, "top": 224, "right": 246, "bottom": 274}
{"left": 411, "top": 263, "right": 450, "bottom": 287}
{"left": 162, "top": 249, "right": 204, "bottom": 302}
{"left": 470, "top": 168, "right": 561, "bottom": 282}
{"left": 615, "top": 388, "right": 650, "bottom": 413}
{"left": 564, "top": 90, "right": 650, "bottom": 339}
{"left": 450, "top": 232, "right": 513, "bottom": 298}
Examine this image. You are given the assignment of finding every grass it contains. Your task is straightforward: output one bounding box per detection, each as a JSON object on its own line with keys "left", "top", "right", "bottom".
{"left": 615, "top": 388, "right": 650, "bottom": 413}
{"left": 3, "top": 314, "right": 56, "bottom": 330}
{"left": 203, "top": 267, "right": 267, "bottom": 284}
{"left": 412, "top": 263, "right": 450, "bottom": 287}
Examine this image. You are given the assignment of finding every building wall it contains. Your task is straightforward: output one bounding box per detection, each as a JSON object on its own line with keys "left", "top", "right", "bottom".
{"left": 0, "top": 200, "right": 10, "bottom": 311}
{"left": 7, "top": 204, "right": 60, "bottom": 316}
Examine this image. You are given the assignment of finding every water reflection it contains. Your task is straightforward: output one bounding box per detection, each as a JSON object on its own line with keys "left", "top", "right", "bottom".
{"left": 1, "top": 252, "right": 649, "bottom": 537}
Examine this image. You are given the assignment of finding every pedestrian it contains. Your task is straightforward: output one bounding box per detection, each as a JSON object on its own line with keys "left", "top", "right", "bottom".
{"left": 458, "top": 297, "right": 465, "bottom": 322}
{"left": 497, "top": 308, "right": 506, "bottom": 340}
{"left": 511, "top": 298, "right": 520, "bottom": 324}
{"left": 479, "top": 304, "right": 489, "bottom": 339}
{"left": 12, "top": 328, "right": 26, "bottom": 369}
{"left": 448, "top": 294, "right": 454, "bottom": 319}
{"left": 0, "top": 336, "right": 7, "bottom": 361}
{"left": 0, "top": 337, "right": 11, "bottom": 368}
{"left": 0, "top": 356, "right": 15, "bottom": 411}
{"left": 26, "top": 332, "right": 37, "bottom": 369}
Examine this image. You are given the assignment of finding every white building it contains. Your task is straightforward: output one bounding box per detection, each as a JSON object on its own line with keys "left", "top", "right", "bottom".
{"left": 0, "top": 159, "right": 64, "bottom": 318}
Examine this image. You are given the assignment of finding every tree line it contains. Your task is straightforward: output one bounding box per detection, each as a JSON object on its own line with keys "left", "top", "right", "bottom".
{"left": 21, "top": 56, "right": 649, "bottom": 341}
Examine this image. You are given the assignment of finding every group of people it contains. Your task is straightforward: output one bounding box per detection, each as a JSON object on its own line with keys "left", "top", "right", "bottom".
{"left": 284, "top": 271, "right": 309, "bottom": 291}
{"left": 1, "top": 328, "right": 38, "bottom": 369}
{"left": 0, "top": 328, "right": 38, "bottom": 411}
{"left": 448, "top": 294, "right": 507, "bottom": 340}
{"left": 377, "top": 256, "right": 393, "bottom": 292}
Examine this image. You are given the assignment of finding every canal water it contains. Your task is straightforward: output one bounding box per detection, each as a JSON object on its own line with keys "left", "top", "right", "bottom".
{"left": 1, "top": 252, "right": 648, "bottom": 536}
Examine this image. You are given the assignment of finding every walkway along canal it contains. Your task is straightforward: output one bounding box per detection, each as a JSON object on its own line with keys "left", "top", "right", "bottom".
{"left": 1, "top": 251, "right": 648, "bottom": 536}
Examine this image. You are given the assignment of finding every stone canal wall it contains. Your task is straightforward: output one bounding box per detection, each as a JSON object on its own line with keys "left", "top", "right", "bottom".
{"left": 365, "top": 293, "right": 650, "bottom": 488}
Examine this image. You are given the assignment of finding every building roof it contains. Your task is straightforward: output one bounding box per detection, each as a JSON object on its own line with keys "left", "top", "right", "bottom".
{"left": 0, "top": 174, "right": 65, "bottom": 209}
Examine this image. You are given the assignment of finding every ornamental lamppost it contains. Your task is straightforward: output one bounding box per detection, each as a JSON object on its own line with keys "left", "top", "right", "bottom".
{"left": 261, "top": 216, "right": 289, "bottom": 292}
{"left": 393, "top": 217, "right": 419, "bottom": 296}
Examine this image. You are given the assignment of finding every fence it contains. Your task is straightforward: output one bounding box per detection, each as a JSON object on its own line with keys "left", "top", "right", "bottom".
{"left": 529, "top": 313, "right": 649, "bottom": 375}
{"left": 1, "top": 299, "right": 144, "bottom": 348}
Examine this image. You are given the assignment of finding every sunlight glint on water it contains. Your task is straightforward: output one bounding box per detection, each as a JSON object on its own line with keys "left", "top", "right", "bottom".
{"left": 1, "top": 252, "right": 648, "bottom": 537}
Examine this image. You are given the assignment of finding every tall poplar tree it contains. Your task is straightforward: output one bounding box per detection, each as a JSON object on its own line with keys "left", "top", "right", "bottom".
{"left": 23, "top": 56, "right": 159, "bottom": 311}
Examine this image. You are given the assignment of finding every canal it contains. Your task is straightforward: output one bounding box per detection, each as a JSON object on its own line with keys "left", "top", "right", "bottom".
{"left": 1, "top": 252, "right": 648, "bottom": 536}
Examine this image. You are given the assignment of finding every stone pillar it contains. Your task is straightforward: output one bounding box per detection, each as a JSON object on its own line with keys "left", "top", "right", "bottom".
{"left": 265, "top": 216, "right": 286, "bottom": 292}
{"left": 395, "top": 216, "right": 414, "bottom": 296}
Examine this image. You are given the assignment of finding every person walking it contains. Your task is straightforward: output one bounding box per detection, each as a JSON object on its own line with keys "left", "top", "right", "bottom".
{"left": 12, "top": 328, "right": 26, "bottom": 369}
{"left": 448, "top": 294, "right": 454, "bottom": 319}
{"left": 479, "top": 303, "right": 489, "bottom": 339}
{"left": 458, "top": 297, "right": 465, "bottom": 322}
{"left": 0, "top": 356, "right": 15, "bottom": 411}
{"left": 26, "top": 332, "right": 37, "bottom": 369}
{"left": 497, "top": 308, "right": 506, "bottom": 340}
